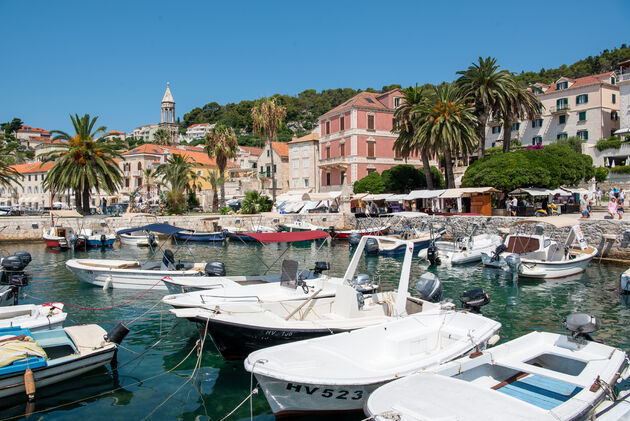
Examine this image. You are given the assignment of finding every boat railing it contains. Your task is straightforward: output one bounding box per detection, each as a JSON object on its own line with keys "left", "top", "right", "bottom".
{"left": 200, "top": 294, "right": 262, "bottom": 304}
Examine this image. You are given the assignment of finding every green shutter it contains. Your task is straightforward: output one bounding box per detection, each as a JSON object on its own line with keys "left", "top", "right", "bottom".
{"left": 584, "top": 131, "right": 588, "bottom": 140}
{"left": 584, "top": 94, "right": 588, "bottom": 103}
{"left": 579, "top": 111, "right": 586, "bottom": 121}
{"left": 613, "top": 94, "right": 617, "bottom": 104}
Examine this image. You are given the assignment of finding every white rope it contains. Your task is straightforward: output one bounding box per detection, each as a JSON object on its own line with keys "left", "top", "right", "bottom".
{"left": 219, "top": 386, "right": 259, "bottom": 421}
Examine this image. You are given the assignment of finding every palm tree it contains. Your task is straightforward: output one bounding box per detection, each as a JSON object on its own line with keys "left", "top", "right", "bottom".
{"left": 456, "top": 57, "right": 513, "bottom": 158}
{"left": 205, "top": 171, "right": 224, "bottom": 212}
{"left": 393, "top": 85, "right": 434, "bottom": 189}
{"left": 251, "top": 98, "right": 287, "bottom": 203}
{"left": 413, "top": 85, "right": 478, "bottom": 188}
{"left": 204, "top": 124, "right": 238, "bottom": 207}
{"left": 43, "top": 114, "right": 123, "bottom": 214}
{"left": 153, "top": 128, "right": 172, "bottom": 145}
{"left": 0, "top": 139, "right": 22, "bottom": 187}
{"left": 497, "top": 78, "right": 542, "bottom": 153}
{"left": 155, "top": 154, "right": 194, "bottom": 191}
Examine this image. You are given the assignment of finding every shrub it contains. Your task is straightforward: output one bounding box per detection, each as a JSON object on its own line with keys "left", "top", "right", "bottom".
{"left": 353, "top": 172, "right": 385, "bottom": 194}
{"left": 595, "top": 166, "right": 609, "bottom": 182}
{"left": 609, "top": 165, "right": 630, "bottom": 174}
{"left": 354, "top": 164, "right": 444, "bottom": 194}
{"left": 553, "top": 136, "right": 583, "bottom": 154}
{"left": 240, "top": 190, "right": 273, "bottom": 214}
{"left": 462, "top": 144, "right": 594, "bottom": 192}
{"left": 165, "top": 190, "right": 187, "bottom": 214}
{"left": 219, "top": 206, "right": 232, "bottom": 215}
{"left": 595, "top": 136, "right": 622, "bottom": 151}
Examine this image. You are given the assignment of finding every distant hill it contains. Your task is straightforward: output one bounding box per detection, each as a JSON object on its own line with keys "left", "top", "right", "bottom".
{"left": 181, "top": 44, "right": 630, "bottom": 146}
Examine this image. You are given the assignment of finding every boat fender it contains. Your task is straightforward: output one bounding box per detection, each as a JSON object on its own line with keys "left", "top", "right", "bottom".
{"left": 103, "top": 275, "right": 113, "bottom": 290}
{"left": 488, "top": 334, "right": 500, "bottom": 347}
{"left": 106, "top": 323, "right": 130, "bottom": 345}
{"left": 24, "top": 368, "right": 36, "bottom": 401}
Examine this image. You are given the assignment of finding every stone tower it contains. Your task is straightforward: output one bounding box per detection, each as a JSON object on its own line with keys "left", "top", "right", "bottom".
{"left": 159, "top": 82, "right": 179, "bottom": 144}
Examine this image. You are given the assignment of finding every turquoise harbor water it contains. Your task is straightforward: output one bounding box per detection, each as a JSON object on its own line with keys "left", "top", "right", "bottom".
{"left": 1, "top": 240, "right": 630, "bottom": 420}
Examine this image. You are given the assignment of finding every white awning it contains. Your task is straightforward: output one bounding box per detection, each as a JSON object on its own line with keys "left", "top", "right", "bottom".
{"left": 548, "top": 188, "right": 571, "bottom": 196}
{"left": 510, "top": 187, "right": 570, "bottom": 197}
{"left": 306, "top": 191, "right": 341, "bottom": 201}
{"left": 299, "top": 200, "right": 321, "bottom": 213}
{"left": 277, "top": 192, "right": 309, "bottom": 202}
{"left": 562, "top": 186, "right": 590, "bottom": 194}
{"left": 351, "top": 193, "right": 369, "bottom": 201}
{"left": 440, "top": 187, "right": 500, "bottom": 199}
{"left": 614, "top": 127, "right": 630, "bottom": 136}
{"left": 404, "top": 189, "right": 446, "bottom": 200}
{"left": 385, "top": 194, "right": 408, "bottom": 202}
{"left": 363, "top": 193, "right": 393, "bottom": 201}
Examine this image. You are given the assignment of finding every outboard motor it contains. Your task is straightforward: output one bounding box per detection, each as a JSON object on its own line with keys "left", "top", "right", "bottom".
{"left": 204, "top": 261, "right": 226, "bottom": 277}
{"left": 356, "top": 292, "right": 365, "bottom": 310}
{"left": 426, "top": 244, "right": 440, "bottom": 265}
{"left": 564, "top": 313, "right": 599, "bottom": 342}
{"left": 312, "top": 261, "right": 330, "bottom": 276}
{"left": 163, "top": 249, "right": 176, "bottom": 268}
{"left": 350, "top": 274, "right": 373, "bottom": 293}
{"left": 348, "top": 232, "right": 361, "bottom": 246}
{"left": 1, "top": 256, "right": 25, "bottom": 272}
{"left": 505, "top": 254, "right": 521, "bottom": 273}
{"left": 148, "top": 233, "right": 157, "bottom": 246}
{"left": 415, "top": 273, "right": 442, "bottom": 302}
{"left": 460, "top": 288, "right": 490, "bottom": 314}
{"left": 68, "top": 233, "right": 78, "bottom": 249}
{"left": 100, "top": 234, "right": 107, "bottom": 247}
{"left": 365, "top": 238, "right": 379, "bottom": 255}
{"left": 13, "top": 251, "right": 32, "bottom": 269}
{"left": 490, "top": 244, "right": 507, "bottom": 262}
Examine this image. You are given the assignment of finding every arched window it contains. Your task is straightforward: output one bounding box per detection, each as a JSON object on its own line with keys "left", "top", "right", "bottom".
{"left": 138, "top": 162, "right": 142, "bottom": 170}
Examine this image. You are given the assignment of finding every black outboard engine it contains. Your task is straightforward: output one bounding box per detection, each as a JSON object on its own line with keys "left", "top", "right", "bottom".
{"left": 426, "top": 244, "right": 440, "bottom": 265}
{"left": 564, "top": 313, "right": 599, "bottom": 342}
{"left": 100, "top": 234, "right": 107, "bottom": 247}
{"left": 365, "top": 238, "right": 379, "bottom": 255}
{"left": 490, "top": 244, "right": 507, "bottom": 262}
{"left": 2, "top": 255, "right": 27, "bottom": 272}
{"left": 204, "top": 261, "right": 226, "bottom": 277}
{"left": 13, "top": 251, "right": 32, "bottom": 269}
{"left": 348, "top": 232, "right": 361, "bottom": 246}
{"left": 313, "top": 261, "right": 330, "bottom": 276}
{"left": 163, "top": 249, "right": 176, "bottom": 268}
{"left": 415, "top": 273, "right": 442, "bottom": 302}
{"left": 148, "top": 233, "right": 157, "bottom": 246}
{"left": 460, "top": 288, "right": 490, "bottom": 314}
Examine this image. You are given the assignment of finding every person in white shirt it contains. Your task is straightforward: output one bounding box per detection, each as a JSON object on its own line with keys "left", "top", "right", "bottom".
{"left": 595, "top": 188, "right": 602, "bottom": 206}
{"left": 511, "top": 197, "right": 518, "bottom": 216}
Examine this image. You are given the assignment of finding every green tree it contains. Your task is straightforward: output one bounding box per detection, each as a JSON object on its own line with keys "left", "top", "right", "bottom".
{"left": 0, "top": 118, "right": 23, "bottom": 137}
{"left": 240, "top": 190, "right": 273, "bottom": 214}
{"left": 413, "top": 85, "right": 478, "bottom": 188}
{"left": 353, "top": 172, "right": 386, "bottom": 194}
{"left": 155, "top": 154, "right": 194, "bottom": 192}
{"left": 553, "top": 136, "right": 583, "bottom": 154}
{"left": 456, "top": 57, "right": 513, "bottom": 158}
{"left": 594, "top": 166, "right": 608, "bottom": 183}
{"left": 251, "top": 98, "right": 286, "bottom": 202}
{"left": 153, "top": 128, "right": 172, "bottom": 145}
{"left": 496, "top": 78, "right": 541, "bottom": 153}
{"left": 204, "top": 124, "right": 238, "bottom": 207}
{"left": 205, "top": 171, "right": 223, "bottom": 213}
{"left": 393, "top": 85, "right": 434, "bottom": 189}
{"left": 43, "top": 114, "right": 123, "bottom": 214}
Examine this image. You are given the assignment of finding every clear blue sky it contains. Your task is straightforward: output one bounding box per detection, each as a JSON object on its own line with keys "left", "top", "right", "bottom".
{"left": 1, "top": 0, "right": 629, "bottom": 134}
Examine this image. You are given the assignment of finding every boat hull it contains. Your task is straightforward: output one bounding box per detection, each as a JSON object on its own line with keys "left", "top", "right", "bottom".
{"left": 118, "top": 234, "right": 154, "bottom": 247}
{"left": 44, "top": 238, "right": 69, "bottom": 250}
{"left": 194, "top": 317, "right": 346, "bottom": 360}
{"left": 85, "top": 238, "right": 116, "bottom": 248}
{"left": 378, "top": 237, "right": 438, "bottom": 256}
{"left": 331, "top": 229, "right": 386, "bottom": 239}
{"left": 173, "top": 231, "right": 225, "bottom": 242}
{"left": 0, "top": 346, "right": 115, "bottom": 398}
{"left": 226, "top": 232, "right": 257, "bottom": 242}
{"left": 518, "top": 257, "right": 594, "bottom": 279}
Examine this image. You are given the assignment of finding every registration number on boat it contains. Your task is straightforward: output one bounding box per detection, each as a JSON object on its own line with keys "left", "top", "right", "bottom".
{"left": 286, "top": 383, "right": 363, "bottom": 400}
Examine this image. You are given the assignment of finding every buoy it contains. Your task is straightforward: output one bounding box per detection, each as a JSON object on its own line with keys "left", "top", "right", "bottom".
{"left": 103, "top": 275, "right": 113, "bottom": 290}
{"left": 24, "top": 368, "right": 36, "bottom": 401}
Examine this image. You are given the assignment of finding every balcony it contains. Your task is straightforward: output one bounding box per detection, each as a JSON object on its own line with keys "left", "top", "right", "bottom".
{"left": 620, "top": 73, "right": 630, "bottom": 83}
{"left": 318, "top": 156, "right": 349, "bottom": 169}
{"left": 550, "top": 104, "right": 570, "bottom": 114}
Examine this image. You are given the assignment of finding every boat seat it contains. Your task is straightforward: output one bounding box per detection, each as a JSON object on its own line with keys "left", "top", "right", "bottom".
{"left": 280, "top": 259, "right": 299, "bottom": 289}
{"left": 546, "top": 244, "right": 566, "bottom": 262}
{"left": 141, "top": 261, "right": 161, "bottom": 270}
{"left": 496, "top": 373, "right": 581, "bottom": 410}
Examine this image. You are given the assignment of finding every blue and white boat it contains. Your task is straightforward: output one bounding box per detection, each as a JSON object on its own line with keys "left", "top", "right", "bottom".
{"left": 173, "top": 230, "right": 225, "bottom": 242}
{"left": 0, "top": 324, "right": 120, "bottom": 399}
{"left": 78, "top": 229, "right": 116, "bottom": 248}
{"left": 365, "top": 314, "right": 629, "bottom": 421}
{"left": 371, "top": 227, "right": 445, "bottom": 256}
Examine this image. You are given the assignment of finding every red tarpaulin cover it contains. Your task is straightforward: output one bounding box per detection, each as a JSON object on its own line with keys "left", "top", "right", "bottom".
{"left": 246, "top": 230, "right": 329, "bottom": 243}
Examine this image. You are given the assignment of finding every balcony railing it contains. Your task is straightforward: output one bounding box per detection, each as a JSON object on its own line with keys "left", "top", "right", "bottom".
{"left": 620, "top": 73, "right": 630, "bottom": 82}
{"left": 550, "top": 104, "right": 570, "bottom": 113}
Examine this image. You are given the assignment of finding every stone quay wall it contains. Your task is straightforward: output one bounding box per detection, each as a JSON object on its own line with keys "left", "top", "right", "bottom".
{"left": 3, "top": 212, "right": 630, "bottom": 261}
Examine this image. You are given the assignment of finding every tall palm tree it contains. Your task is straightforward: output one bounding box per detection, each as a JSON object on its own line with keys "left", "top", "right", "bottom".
{"left": 43, "top": 114, "right": 123, "bottom": 214}
{"left": 497, "top": 78, "right": 542, "bottom": 153}
{"left": 205, "top": 171, "right": 223, "bottom": 213}
{"left": 0, "top": 140, "right": 22, "bottom": 187}
{"left": 204, "top": 124, "right": 238, "bottom": 207}
{"left": 155, "top": 154, "right": 194, "bottom": 191}
{"left": 413, "top": 85, "right": 478, "bottom": 188}
{"left": 153, "top": 128, "right": 172, "bottom": 145}
{"left": 456, "top": 57, "right": 513, "bottom": 158}
{"left": 393, "top": 85, "right": 434, "bottom": 189}
{"left": 251, "top": 98, "right": 287, "bottom": 202}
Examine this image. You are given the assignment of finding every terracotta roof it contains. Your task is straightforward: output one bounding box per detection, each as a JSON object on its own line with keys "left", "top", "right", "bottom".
{"left": 108, "top": 130, "right": 125, "bottom": 135}
{"left": 289, "top": 133, "right": 319, "bottom": 144}
{"left": 18, "top": 125, "right": 49, "bottom": 134}
{"left": 271, "top": 142, "right": 289, "bottom": 157}
{"left": 122, "top": 144, "right": 167, "bottom": 156}
{"left": 544, "top": 72, "right": 616, "bottom": 93}
{"left": 239, "top": 146, "right": 263, "bottom": 156}
{"left": 320, "top": 90, "right": 399, "bottom": 119}
{"left": 10, "top": 161, "right": 55, "bottom": 174}
{"left": 122, "top": 143, "right": 224, "bottom": 167}
{"left": 188, "top": 123, "right": 212, "bottom": 128}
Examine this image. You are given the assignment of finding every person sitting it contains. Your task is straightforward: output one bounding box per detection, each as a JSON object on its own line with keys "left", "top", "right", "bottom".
{"left": 608, "top": 196, "right": 618, "bottom": 219}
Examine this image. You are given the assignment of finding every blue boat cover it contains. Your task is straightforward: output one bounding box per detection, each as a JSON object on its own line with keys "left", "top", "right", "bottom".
{"left": 116, "top": 223, "right": 187, "bottom": 236}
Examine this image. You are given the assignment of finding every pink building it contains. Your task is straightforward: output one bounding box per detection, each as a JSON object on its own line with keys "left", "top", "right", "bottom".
{"left": 317, "top": 89, "right": 423, "bottom": 192}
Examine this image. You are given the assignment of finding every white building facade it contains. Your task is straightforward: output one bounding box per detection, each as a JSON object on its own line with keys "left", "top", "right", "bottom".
{"left": 288, "top": 133, "right": 319, "bottom": 192}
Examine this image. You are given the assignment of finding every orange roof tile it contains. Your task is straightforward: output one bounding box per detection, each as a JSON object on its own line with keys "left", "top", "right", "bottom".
{"left": 289, "top": 133, "right": 319, "bottom": 144}
{"left": 320, "top": 90, "right": 399, "bottom": 119}
{"left": 10, "top": 161, "right": 55, "bottom": 174}
{"left": 122, "top": 143, "right": 220, "bottom": 166}
{"left": 271, "top": 142, "right": 289, "bottom": 157}
{"left": 18, "top": 125, "right": 49, "bottom": 134}
{"left": 544, "top": 72, "right": 616, "bottom": 93}
{"left": 239, "top": 146, "right": 263, "bottom": 156}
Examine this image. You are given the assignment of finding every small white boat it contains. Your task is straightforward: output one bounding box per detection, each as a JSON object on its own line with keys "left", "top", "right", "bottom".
{"left": 620, "top": 268, "right": 630, "bottom": 294}
{"left": 419, "top": 225, "right": 503, "bottom": 265}
{"left": 78, "top": 228, "right": 116, "bottom": 248}
{"left": 365, "top": 314, "right": 628, "bottom": 421}
{"left": 43, "top": 226, "right": 83, "bottom": 250}
{"left": 0, "top": 324, "right": 121, "bottom": 399}
{"left": 278, "top": 220, "right": 327, "bottom": 232}
{"left": 0, "top": 286, "right": 15, "bottom": 307}
{"left": 594, "top": 390, "right": 630, "bottom": 421}
{"left": 245, "top": 310, "right": 501, "bottom": 415}
{"left": 170, "top": 236, "right": 449, "bottom": 360}
{"left": 0, "top": 303, "right": 66, "bottom": 331}
{"left": 117, "top": 228, "right": 158, "bottom": 247}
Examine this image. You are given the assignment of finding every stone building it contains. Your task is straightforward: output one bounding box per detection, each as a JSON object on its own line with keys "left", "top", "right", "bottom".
{"left": 256, "top": 142, "right": 289, "bottom": 197}
{"left": 128, "top": 82, "right": 179, "bottom": 144}
{"left": 288, "top": 133, "right": 319, "bottom": 192}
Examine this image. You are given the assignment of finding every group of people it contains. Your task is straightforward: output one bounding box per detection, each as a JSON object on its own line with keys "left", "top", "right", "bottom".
{"left": 505, "top": 196, "right": 519, "bottom": 216}
{"left": 607, "top": 187, "right": 625, "bottom": 220}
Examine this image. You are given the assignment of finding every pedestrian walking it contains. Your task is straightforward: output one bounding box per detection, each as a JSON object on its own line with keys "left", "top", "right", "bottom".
{"left": 580, "top": 194, "right": 590, "bottom": 218}
{"left": 511, "top": 196, "right": 518, "bottom": 216}
{"left": 596, "top": 188, "right": 602, "bottom": 206}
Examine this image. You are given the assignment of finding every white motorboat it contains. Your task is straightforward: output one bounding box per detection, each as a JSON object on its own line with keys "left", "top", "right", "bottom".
{"left": 620, "top": 268, "right": 630, "bottom": 294}
{"left": 117, "top": 229, "right": 158, "bottom": 247}
{"left": 0, "top": 324, "right": 122, "bottom": 399}
{"left": 162, "top": 260, "right": 374, "bottom": 307}
{"left": 365, "top": 314, "right": 628, "bottom": 421}
{"left": 277, "top": 219, "right": 328, "bottom": 232}
{"left": 78, "top": 228, "right": 116, "bottom": 248}
{"left": 419, "top": 224, "right": 503, "bottom": 265}
{"left": 0, "top": 286, "right": 15, "bottom": 307}
{"left": 594, "top": 390, "right": 630, "bottom": 421}
{"left": 245, "top": 310, "right": 501, "bottom": 415}
{"left": 42, "top": 210, "right": 85, "bottom": 250}
{"left": 0, "top": 303, "right": 66, "bottom": 331}
{"left": 170, "top": 236, "right": 451, "bottom": 360}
